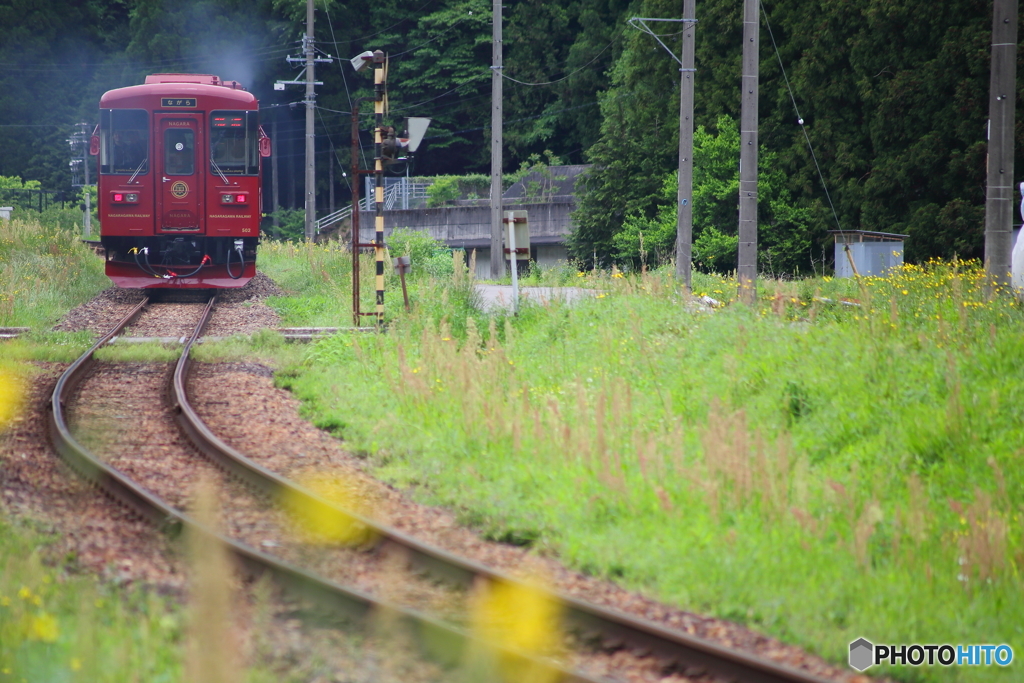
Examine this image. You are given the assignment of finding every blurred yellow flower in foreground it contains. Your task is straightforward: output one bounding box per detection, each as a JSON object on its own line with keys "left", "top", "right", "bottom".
{"left": 0, "top": 366, "right": 25, "bottom": 433}
{"left": 468, "top": 573, "right": 564, "bottom": 683}
{"left": 283, "top": 471, "right": 377, "bottom": 546}
{"left": 28, "top": 612, "right": 59, "bottom": 642}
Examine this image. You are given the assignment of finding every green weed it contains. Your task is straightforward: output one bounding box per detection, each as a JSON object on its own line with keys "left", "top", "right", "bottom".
{"left": 285, "top": 259, "right": 1024, "bottom": 681}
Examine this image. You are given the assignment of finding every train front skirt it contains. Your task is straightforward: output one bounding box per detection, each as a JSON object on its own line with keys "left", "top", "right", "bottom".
{"left": 105, "top": 260, "right": 256, "bottom": 288}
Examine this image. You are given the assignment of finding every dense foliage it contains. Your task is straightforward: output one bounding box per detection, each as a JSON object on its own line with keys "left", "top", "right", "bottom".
{"left": 572, "top": 0, "right": 1024, "bottom": 271}
{"left": 0, "top": 0, "right": 1021, "bottom": 269}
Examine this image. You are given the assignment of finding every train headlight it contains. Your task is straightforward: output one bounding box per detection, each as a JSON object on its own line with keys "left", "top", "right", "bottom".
{"left": 222, "top": 193, "right": 247, "bottom": 204}
{"left": 125, "top": 193, "right": 139, "bottom": 203}
{"left": 111, "top": 192, "right": 140, "bottom": 204}
{"left": 221, "top": 194, "right": 234, "bottom": 203}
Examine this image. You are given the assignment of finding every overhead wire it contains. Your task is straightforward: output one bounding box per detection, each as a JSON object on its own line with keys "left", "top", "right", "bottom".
{"left": 759, "top": 0, "right": 845, "bottom": 235}
{"left": 387, "top": 13, "right": 473, "bottom": 59}
{"left": 499, "top": 29, "right": 623, "bottom": 87}
{"left": 322, "top": 3, "right": 369, "bottom": 170}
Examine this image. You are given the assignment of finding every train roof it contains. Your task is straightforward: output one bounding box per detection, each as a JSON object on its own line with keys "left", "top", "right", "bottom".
{"left": 100, "top": 74, "right": 257, "bottom": 109}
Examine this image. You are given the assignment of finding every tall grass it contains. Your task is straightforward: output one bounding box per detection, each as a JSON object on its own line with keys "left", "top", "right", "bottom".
{"left": 0, "top": 519, "right": 185, "bottom": 682}
{"left": 258, "top": 235, "right": 480, "bottom": 328}
{"left": 0, "top": 218, "right": 108, "bottom": 329}
{"left": 282, "top": 259, "right": 1024, "bottom": 681}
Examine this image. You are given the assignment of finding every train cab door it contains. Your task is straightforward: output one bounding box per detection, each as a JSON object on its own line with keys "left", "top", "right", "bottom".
{"left": 155, "top": 114, "right": 204, "bottom": 233}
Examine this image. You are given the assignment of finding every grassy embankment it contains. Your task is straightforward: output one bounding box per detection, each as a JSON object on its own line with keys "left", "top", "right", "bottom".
{"left": 260, "top": 237, "right": 1024, "bottom": 682}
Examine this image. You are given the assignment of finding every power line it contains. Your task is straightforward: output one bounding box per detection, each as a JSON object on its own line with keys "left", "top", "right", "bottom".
{"left": 500, "top": 29, "right": 623, "bottom": 87}
{"left": 759, "top": 0, "right": 844, "bottom": 234}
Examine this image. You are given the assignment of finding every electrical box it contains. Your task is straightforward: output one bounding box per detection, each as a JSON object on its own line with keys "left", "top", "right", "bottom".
{"left": 830, "top": 230, "right": 906, "bottom": 277}
{"left": 503, "top": 210, "right": 530, "bottom": 261}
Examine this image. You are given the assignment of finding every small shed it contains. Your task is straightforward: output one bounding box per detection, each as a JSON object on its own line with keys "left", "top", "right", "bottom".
{"left": 830, "top": 230, "right": 907, "bottom": 277}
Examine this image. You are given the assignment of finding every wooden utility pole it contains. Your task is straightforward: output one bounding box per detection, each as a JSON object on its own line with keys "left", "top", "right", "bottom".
{"left": 984, "top": 0, "right": 1018, "bottom": 284}
{"left": 675, "top": 0, "right": 696, "bottom": 289}
{"left": 489, "top": 0, "right": 504, "bottom": 279}
{"left": 737, "top": 0, "right": 759, "bottom": 304}
{"left": 304, "top": 0, "right": 316, "bottom": 241}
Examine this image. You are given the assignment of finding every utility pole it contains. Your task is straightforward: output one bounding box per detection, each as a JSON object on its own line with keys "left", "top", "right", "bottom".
{"left": 271, "top": 116, "right": 280, "bottom": 237}
{"left": 68, "top": 122, "right": 92, "bottom": 237}
{"left": 489, "top": 0, "right": 504, "bottom": 279}
{"left": 304, "top": 0, "right": 316, "bottom": 241}
{"left": 276, "top": 0, "right": 331, "bottom": 241}
{"left": 984, "top": 0, "right": 1018, "bottom": 285}
{"left": 628, "top": 15, "right": 697, "bottom": 286}
{"left": 676, "top": 0, "right": 696, "bottom": 290}
{"left": 737, "top": 0, "right": 759, "bottom": 304}
{"left": 81, "top": 124, "right": 91, "bottom": 238}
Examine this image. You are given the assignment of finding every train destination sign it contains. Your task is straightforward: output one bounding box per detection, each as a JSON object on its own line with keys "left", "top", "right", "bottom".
{"left": 161, "top": 98, "right": 197, "bottom": 108}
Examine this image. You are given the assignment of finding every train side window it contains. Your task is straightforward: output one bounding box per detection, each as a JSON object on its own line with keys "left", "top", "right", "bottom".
{"left": 100, "top": 109, "right": 149, "bottom": 175}
{"left": 165, "top": 129, "right": 195, "bottom": 176}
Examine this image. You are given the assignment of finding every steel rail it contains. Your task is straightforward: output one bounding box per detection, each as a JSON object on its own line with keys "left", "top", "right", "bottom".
{"left": 172, "top": 310, "right": 835, "bottom": 683}
{"left": 48, "top": 295, "right": 607, "bottom": 683}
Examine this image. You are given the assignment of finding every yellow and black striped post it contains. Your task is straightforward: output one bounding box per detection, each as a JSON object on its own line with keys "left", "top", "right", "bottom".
{"left": 373, "top": 51, "right": 386, "bottom": 324}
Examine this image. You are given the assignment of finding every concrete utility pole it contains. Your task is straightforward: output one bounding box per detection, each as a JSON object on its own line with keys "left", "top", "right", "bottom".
{"left": 675, "top": 0, "right": 696, "bottom": 290}
{"left": 984, "top": 0, "right": 1019, "bottom": 284}
{"left": 276, "top": 0, "right": 330, "bottom": 240}
{"left": 68, "top": 122, "right": 92, "bottom": 237}
{"left": 489, "top": 0, "right": 504, "bottom": 279}
{"left": 304, "top": 0, "right": 316, "bottom": 241}
{"left": 737, "top": 0, "right": 759, "bottom": 304}
{"left": 271, "top": 116, "right": 280, "bottom": 237}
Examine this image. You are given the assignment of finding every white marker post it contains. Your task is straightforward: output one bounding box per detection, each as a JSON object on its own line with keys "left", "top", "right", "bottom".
{"left": 1012, "top": 182, "right": 1024, "bottom": 290}
{"left": 506, "top": 211, "right": 519, "bottom": 314}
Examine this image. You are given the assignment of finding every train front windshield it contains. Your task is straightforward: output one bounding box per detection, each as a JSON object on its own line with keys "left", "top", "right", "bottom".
{"left": 209, "top": 111, "right": 259, "bottom": 176}
{"left": 99, "top": 109, "right": 150, "bottom": 175}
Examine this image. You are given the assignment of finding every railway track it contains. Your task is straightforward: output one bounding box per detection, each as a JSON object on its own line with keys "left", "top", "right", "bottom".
{"left": 48, "top": 296, "right": 838, "bottom": 683}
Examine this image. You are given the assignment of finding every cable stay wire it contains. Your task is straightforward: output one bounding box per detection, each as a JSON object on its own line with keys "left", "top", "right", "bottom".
{"left": 626, "top": 17, "right": 697, "bottom": 67}
{"left": 389, "top": 75, "right": 489, "bottom": 113}
{"left": 322, "top": 4, "right": 369, "bottom": 170}
{"left": 387, "top": 13, "right": 474, "bottom": 59}
{"left": 499, "top": 29, "right": 623, "bottom": 87}
{"left": 759, "top": 0, "right": 845, "bottom": 235}
{"left": 316, "top": 107, "right": 354, "bottom": 195}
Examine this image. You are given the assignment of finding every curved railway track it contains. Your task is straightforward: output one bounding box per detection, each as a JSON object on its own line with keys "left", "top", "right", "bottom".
{"left": 48, "top": 296, "right": 837, "bottom": 683}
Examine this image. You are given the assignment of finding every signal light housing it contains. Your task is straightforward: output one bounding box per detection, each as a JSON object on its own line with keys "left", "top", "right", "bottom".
{"left": 221, "top": 193, "right": 248, "bottom": 204}
{"left": 111, "top": 192, "right": 140, "bottom": 203}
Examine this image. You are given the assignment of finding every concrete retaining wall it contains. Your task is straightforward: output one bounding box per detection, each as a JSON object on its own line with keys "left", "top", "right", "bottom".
{"left": 357, "top": 200, "right": 573, "bottom": 247}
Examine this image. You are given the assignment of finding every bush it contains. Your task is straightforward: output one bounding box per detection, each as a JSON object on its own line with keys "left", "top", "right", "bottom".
{"left": 264, "top": 208, "right": 306, "bottom": 242}
{"left": 425, "top": 177, "right": 461, "bottom": 208}
{"left": 388, "top": 229, "right": 454, "bottom": 278}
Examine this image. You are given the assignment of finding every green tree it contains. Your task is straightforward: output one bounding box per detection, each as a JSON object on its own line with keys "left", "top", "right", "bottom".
{"left": 611, "top": 116, "right": 815, "bottom": 274}
{"left": 573, "top": 0, "right": 1024, "bottom": 269}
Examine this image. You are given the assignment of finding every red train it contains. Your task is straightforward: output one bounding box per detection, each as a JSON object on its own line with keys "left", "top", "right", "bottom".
{"left": 92, "top": 74, "right": 269, "bottom": 288}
